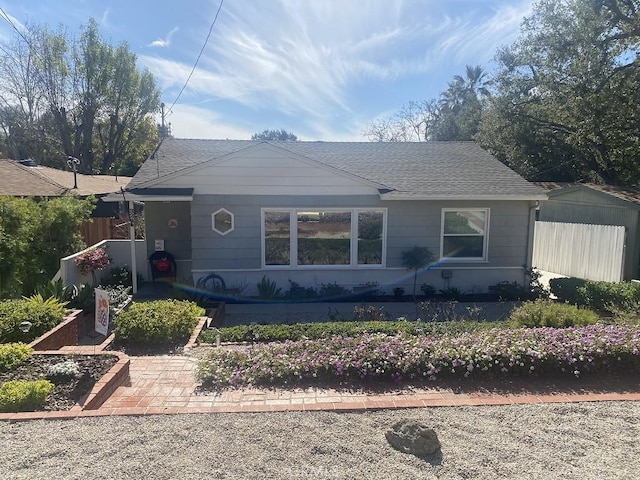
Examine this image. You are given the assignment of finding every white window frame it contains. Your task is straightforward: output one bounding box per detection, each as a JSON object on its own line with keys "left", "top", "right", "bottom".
{"left": 261, "top": 208, "right": 387, "bottom": 269}
{"left": 212, "top": 208, "right": 234, "bottom": 236}
{"left": 440, "top": 208, "right": 489, "bottom": 262}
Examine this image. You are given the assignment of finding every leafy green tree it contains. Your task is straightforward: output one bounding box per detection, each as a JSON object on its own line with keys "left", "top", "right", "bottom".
{"left": 476, "top": 0, "right": 640, "bottom": 184}
{"left": 0, "top": 196, "right": 94, "bottom": 296}
{"left": 363, "top": 65, "right": 489, "bottom": 142}
{"left": 0, "top": 20, "right": 161, "bottom": 175}
{"left": 0, "top": 198, "right": 32, "bottom": 296}
{"left": 251, "top": 129, "right": 298, "bottom": 141}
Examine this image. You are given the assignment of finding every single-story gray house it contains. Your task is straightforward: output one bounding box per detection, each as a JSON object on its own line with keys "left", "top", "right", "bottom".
{"left": 110, "top": 139, "right": 546, "bottom": 295}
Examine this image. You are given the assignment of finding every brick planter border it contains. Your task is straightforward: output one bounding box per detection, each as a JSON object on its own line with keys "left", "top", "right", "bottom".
{"left": 0, "top": 350, "right": 130, "bottom": 422}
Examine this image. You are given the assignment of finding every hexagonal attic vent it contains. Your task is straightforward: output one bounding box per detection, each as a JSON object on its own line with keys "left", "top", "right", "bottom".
{"left": 212, "top": 208, "right": 234, "bottom": 235}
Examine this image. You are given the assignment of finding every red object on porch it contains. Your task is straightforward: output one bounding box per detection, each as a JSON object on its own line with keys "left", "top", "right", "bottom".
{"left": 149, "top": 251, "right": 177, "bottom": 284}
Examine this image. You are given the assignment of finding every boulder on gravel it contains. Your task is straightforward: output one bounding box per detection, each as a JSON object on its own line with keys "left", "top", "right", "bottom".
{"left": 385, "top": 420, "right": 441, "bottom": 456}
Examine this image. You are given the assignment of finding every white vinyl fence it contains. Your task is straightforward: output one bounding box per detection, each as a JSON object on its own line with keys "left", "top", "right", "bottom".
{"left": 532, "top": 221, "right": 626, "bottom": 282}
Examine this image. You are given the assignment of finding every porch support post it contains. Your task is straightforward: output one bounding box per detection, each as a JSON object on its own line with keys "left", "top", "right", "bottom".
{"left": 129, "top": 200, "right": 138, "bottom": 294}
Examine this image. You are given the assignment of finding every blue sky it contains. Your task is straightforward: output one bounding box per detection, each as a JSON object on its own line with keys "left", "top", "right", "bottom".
{"left": 0, "top": 0, "right": 533, "bottom": 141}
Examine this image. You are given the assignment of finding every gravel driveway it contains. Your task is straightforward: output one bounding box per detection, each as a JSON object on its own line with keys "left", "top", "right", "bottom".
{"left": 1, "top": 402, "right": 638, "bottom": 479}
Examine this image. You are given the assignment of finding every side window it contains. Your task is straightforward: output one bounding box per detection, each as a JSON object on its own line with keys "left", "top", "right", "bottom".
{"left": 441, "top": 209, "right": 488, "bottom": 260}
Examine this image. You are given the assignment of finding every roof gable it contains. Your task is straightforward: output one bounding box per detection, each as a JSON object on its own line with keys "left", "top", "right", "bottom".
{"left": 130, "top": 139, "right": 545, "bottom": 200}
{"left": 137, "top": 142, "right": 385, "bottom": 196}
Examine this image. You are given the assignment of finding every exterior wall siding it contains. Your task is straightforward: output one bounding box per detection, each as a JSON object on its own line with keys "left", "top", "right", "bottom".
{"left": 144, "top": 202, "right": 192, "bottom": 281}
{"left": 183, "top": 194, "right": 533, "bottom": 293}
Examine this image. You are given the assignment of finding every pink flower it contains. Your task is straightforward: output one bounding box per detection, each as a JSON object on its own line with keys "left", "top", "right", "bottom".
{"left": 74, "top": 248, "right": 112, "bottom": 275}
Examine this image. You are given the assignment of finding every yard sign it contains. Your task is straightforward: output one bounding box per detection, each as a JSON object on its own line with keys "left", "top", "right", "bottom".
{"left": 95, "top": 288, "right": 110, "bottom": 336}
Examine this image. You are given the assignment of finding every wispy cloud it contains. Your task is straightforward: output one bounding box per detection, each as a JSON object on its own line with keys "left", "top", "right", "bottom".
{"left": 141, "top": 0, "right": 533, "bottom": 139}
{"left": 148, "top": 26, "right": 179, "bottom": 48}
{"left": 162, "top": 104, "right": 252, "bottom": 139}
{"left": 99, "top": 8, "right": 111, "bottom": 29}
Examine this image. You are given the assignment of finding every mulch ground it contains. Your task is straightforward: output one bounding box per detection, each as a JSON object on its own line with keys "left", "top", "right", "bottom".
{"left": 0, "top": 354, "right": 119, "bottom": 411}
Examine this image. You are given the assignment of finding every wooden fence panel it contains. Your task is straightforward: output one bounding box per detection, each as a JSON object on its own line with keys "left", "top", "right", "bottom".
{"left": 79, "top": 217, "right": 129, "bottom": 246}
{"left": 532, "top": 221, "right": 625, "bottom": 282}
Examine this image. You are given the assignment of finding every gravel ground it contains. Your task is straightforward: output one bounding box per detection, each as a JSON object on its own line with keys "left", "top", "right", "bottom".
{"left": 1, "top": 402, "right": 638, "bottom": 479}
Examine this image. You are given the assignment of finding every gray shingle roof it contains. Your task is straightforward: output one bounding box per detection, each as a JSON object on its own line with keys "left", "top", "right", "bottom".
{"left": 131, "top": 138, "right": 545, "bottom": 199}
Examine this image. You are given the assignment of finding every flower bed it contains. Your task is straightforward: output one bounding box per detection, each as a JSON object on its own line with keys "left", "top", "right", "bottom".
{"left": 196, "top": 324, "right": 640, "bottom": 389}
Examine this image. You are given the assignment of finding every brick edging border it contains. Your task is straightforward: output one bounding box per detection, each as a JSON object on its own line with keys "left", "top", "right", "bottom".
{"left": 0, "top": 350, "right": 130, "bottom": 423}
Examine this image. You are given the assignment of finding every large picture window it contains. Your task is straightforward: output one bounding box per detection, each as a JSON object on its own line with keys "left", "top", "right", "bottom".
{"left": 264, "top": 211, "right": 291, "bottom": 265}
{"left": 441, "top": 209, "right": 488, "bottom": 260}
{"left": 262, "top": 208, "right": 386, "bottom": 268}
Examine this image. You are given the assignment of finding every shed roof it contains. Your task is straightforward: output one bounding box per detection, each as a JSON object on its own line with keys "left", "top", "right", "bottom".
{"left": 131, "top": 139, "right": 544, "bottom": 200}
{"left": 535, "top": 182, "right": 640, "bottom": 208}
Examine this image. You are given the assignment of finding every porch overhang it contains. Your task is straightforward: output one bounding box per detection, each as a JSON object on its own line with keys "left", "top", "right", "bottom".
{"left": 102, "top": 187, "right": 194, "bottom": 202}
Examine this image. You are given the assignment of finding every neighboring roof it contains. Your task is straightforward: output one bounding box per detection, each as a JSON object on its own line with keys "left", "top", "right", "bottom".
{"left": 131, "top": 138, "right": 545, "bottom": 200}
{"left": 0, "top": 160, "right": 67, "bottom": 196}
{"left": 0, "top": 159, "right": 131, "bottom": 197}
{"left": 535, "top": 182, "right": 640, "bottom": 207}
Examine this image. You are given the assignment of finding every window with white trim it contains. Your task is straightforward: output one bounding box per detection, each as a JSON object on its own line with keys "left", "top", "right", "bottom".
{"left": 262, "top": 208, "right": 386, "bottom": 267}
{"left": 441, "top": 209, "right": 489, "bottom": 261}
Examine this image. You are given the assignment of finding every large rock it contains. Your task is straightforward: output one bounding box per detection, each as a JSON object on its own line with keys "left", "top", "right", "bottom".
{"left": 385, "top": 420, "right": 441, "bottom": 456}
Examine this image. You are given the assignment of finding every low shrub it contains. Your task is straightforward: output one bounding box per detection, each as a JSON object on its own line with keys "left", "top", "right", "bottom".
{"left": 257, "top": 276, "right": 282, "bottom": 300}
{"left": 196, "top": 324, "right": 640, "bottom": 389}
{"left": 69, "top": 284, "right": 132, "bottom": 312}
{"left": 550, "top": 278, "right": 640, "bottom": 314}
{"left": 198, "top": 319, "right": 494, "bottom": 344}
{"left": 549, "top": 277, "right": 588, "bottom": 305}
{"left": 318, "top": 282, "right": 350, "bottom": 298}
{"left": 577, "top": 281, "right": 640, "bottom": 313}
{"left": 283, "top": 280, "right": 317, "bottom": 300}
{"left": 420, "top": 283, "right": 436, "bottom": 297}
{"left": 114, "top": 300, "right": 204, "bottom": 345}
{"left": 0, "top": 296, "right": 67, "bottom": 343}
{"left": 508, "top": 300, "right": 599, "bottom": 328}
{"left": 47, "top": 360, "right": 81, "bottom": 380}
{"left": 489, "top": 281, "right": 533, "bottom": 301}
{"left": 35, "top": 279, "right": 78, "bottom": 303}
{"left": 0, "top": 379, "right": 54, "bottom": 412}
{"left": 0, "top": 343, "right": 33, "bottom": 372}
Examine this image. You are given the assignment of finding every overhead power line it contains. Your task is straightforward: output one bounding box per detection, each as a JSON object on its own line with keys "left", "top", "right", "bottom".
{"left": 167, "top": 0, "right": 224, "bottom": 116}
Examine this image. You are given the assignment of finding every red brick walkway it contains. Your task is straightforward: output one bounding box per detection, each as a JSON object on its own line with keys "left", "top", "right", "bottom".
{"left": 3, "top": 354, "right": 639, "bottom": 422}
{"left": 97, "top": 355, "right": 640, "bottom": 416}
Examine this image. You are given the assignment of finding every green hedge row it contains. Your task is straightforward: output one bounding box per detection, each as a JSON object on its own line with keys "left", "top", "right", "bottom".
{"left": 199, "top": 298, "right": 605, "bottom": 344}
{"left": 114, "top": 300, "right": 204, "bottom": 345}
{"left": 199, "top": 319, "right": 496, "bottom": 344}
{"left": 549, "top": 278, "right": 640, "bottom": 313}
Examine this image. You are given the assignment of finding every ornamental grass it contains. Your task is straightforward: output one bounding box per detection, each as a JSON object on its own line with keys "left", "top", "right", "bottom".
{"left": 196, "top": 324, "right": 640, "bottom": 389}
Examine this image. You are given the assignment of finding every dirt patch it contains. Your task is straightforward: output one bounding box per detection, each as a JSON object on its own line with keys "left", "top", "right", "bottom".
{"left": 0, "top": 354, "right": 119, "bottom": 411}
